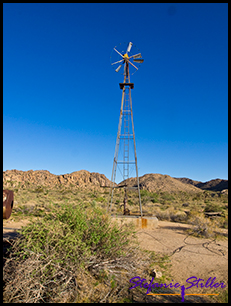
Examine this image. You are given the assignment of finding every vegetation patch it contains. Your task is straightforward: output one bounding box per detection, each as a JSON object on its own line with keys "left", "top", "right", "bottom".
{"left": 3, "top": 202, "right": 151, "bottom": 303}
{"left": 187, "top": 212, "right": 218, "bottom": 238}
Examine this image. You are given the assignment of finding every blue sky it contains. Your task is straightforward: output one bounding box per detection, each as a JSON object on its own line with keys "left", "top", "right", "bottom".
{"left": 3, "top": 3, "right": 228, "bottom": 183}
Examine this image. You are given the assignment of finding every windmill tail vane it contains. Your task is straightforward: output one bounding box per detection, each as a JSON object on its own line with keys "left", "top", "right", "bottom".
{"left": 108, "top": 42, "right": 144, "bottom": 216}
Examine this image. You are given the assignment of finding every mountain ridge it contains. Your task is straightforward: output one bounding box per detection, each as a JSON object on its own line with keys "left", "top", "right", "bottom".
{"left": 174, "top": 177, "right": 228, "bottom": 192}
{"left": 3, "top": 169, "right": 112, "bottom": 190}
{"left": 3, "top": 169, "right": 228, "bottom": 193}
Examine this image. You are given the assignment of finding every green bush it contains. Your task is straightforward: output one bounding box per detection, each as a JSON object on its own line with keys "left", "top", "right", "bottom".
{"left": 3, "top": 202, "right": 149, "bottom": 303}
{"left": 160, "top": 192, "right": 175, "bottom": 201}
{"left": 140, "top": 189, "right": 150, "bottom": 197}
{"left": 150, "top": 192, "right": 159, "bottom": 203}
{"left": 95, "top": 196, "right": 106, "bottom": 203}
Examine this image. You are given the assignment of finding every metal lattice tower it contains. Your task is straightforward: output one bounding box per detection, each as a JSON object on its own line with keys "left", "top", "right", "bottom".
{"left": 108, "top": 42, "right": 144, "bottom": 216}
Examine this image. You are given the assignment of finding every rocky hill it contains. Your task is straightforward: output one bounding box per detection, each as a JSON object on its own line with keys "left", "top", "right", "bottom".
{"left": 119, "top": 173, "right": 203, "bottom": 193}
{"left": 3, "top": 170, "right": 227, "bottom": 193}
{"left": 174, "top": 177, "right": 228, "bottom": 192}
{"left": 3, "top": 169, "right": 113, "bottom": 190}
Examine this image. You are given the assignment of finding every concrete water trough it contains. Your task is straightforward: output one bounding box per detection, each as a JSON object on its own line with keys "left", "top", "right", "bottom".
{"left": 111, "top": 214, "right": 158, "bottom": 230}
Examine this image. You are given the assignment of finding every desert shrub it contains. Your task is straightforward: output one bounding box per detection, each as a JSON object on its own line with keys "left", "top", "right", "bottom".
{"left": 204, "top": 202, "right": 222, "bottom": 213}
{"left": 140, "top": 189, "right": 150, "bottom": 197}
{"left": 155, "top": 207, "right": 187, "bottom": 223}
{"left": 154, "top": 207, "right": 172, "bottom": 221}
{"left": 192, "top": 193, "right": 203, "bottom": 201}
{"left": 59, "top": 188, "right": 73, "bottom": 195}
{"left": 3, "top": 202, "right": 150, "bottom": 303}
{"left": 33, "top": 186, "right": 45, "bottom": 193}
{"left": 128, "top": 199, "right": 133, "bottom": 205}
{"left": 13, "top": 205, "right": 37, "bottom": 217}
{"left": 159, "top": 192, "right": 175, "bottom": 204}
{"left": 95, "top": 196, "right": 106, "bottom": 203}
{"left": 150, "top": 192, "right": 159, "bottom": 203}
{"left": 170, "top": 211, "right": 187, "bottom": 223}
{"left": 187, "top": 213, "right": 217, "bottom": 238}
{"left": 220, "top": 215, "right": 228, "bottom": 229}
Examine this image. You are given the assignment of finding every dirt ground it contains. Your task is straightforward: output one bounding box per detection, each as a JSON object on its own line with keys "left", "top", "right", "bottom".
{"left": 3, "top": 219, "right": 228, "bottom": 303}
{"left": 136, "top": 221, "right": 228, "bottom": 302}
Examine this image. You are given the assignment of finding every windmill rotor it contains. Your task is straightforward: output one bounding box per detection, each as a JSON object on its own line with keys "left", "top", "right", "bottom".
{"left": 110, "top": 42, "right": 144, "bottom": 75}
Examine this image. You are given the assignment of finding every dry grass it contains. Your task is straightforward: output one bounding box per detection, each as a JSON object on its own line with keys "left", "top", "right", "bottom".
{"left": 154, "top": 207, "right": 188, "bottom": 222}
{"left": 187, "top": 212, "right": 220, "bottom": 238}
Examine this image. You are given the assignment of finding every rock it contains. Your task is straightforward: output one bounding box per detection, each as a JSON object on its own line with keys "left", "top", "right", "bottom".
{"left": 184, "top": 210, "right": 190, "bottom": 216}
{"left": 150, "top": 269, "right": 162, "bottom": 278}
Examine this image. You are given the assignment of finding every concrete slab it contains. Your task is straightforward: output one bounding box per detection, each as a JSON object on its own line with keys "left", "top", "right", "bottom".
{"left": 111, "top": 215, "right": 158, "bottom": 230}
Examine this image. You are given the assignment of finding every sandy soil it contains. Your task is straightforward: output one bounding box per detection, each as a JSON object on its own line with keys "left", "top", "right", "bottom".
{"left": 136, "top": 221, "right": 228, "bottom": 302}
{"left": 3, "top": 219, "right": 228, "bottom": 303}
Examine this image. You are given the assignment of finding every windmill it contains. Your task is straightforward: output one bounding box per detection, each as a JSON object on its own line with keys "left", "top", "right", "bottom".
{"left": 108, "top": 42, "right": 144, "bottom": 216}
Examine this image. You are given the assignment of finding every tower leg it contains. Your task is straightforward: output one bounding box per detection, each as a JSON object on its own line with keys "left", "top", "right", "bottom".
{"left": 128, "top": 86, "right": 143, "bottom": 217}
{"left": 108, "top": 86, "right": 126, "bottom": 213}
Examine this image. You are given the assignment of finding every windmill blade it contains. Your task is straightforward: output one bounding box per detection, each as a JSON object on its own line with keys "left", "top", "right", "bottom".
{"left": 114, "top": 47, "right": 124, "bottom": 58}
{"left": 128, "top": 60, "right": 138, "bottom": 70}
{"left": 111, "top": 59, "right": 124, "bottom": 66}
{"left": 115, "top": 64, "right": 122, "bottom": 72}
{"left": 126, "top": 42, "right": 133, "bottom": 53}
{"left": 133, "top": 59, "right": 144, "bottom": 63}
{"left": 131, "top": 53, "right": 142, "bottom": 59}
